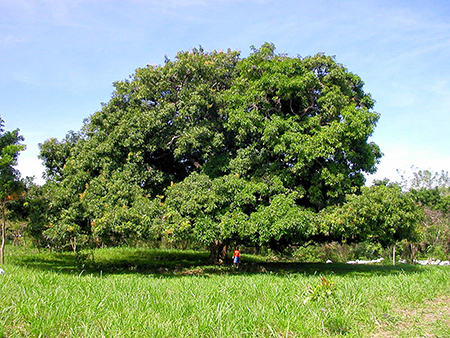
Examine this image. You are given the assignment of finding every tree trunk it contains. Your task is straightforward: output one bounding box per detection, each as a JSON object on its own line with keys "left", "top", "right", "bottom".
{"left": 392, "top": 244, "right": 396, "bottom": 266}
{"left": 1, "top": 201, "right": 6, "bottom": 265}
{"left": 409, "top": 242, "right": 419, "bottom": 262}
{"left": 209, "top": 240, "right": 228, "bottom": 265}
{"left": 70, "top": 237, "right": 77, "bottom": 253}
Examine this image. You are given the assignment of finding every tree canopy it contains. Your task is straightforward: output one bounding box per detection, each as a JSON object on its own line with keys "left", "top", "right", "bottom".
{"left": 0, "top": 116, "right": 25, "bottom": 263}
{"left": 318, "top": 183, "right": 423, "bottom": 248}
{"left": 37, "top": 44, "right": 383, "bottom": 261}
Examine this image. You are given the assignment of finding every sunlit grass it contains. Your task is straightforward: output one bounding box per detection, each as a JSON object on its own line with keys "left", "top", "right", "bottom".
{"left": 1, "top": 245, "right": 449, "bottom": 337}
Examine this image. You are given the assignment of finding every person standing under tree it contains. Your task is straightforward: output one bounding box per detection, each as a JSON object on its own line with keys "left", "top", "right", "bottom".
{"left": 232, "top": 247, "right": 241, "bottom": 268}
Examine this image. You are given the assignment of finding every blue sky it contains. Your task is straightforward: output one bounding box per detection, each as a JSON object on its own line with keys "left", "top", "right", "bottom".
{"left": 2, "top": 0, "right": 449, "bottom": 185}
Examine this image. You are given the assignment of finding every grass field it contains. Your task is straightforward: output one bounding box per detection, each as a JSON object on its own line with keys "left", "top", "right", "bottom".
{"left": 0, "top": 245, "right": 449, "bottom": 337}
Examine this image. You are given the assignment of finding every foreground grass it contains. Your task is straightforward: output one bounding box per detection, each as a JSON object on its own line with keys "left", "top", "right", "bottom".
{"left": 1, "top": 246, "right": 449, "bottom": 337}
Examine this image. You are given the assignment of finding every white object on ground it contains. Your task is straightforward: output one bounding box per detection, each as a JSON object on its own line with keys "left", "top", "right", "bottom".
{"left": 346, "top": 258, "right": 384, "bottom": 265}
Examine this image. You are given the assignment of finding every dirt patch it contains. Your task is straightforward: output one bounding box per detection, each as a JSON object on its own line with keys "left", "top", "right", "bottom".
{"left": 372, "top": 296, "right": 450, "bottom": 337}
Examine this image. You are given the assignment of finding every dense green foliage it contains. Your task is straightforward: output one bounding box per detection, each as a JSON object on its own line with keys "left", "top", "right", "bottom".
{"left": 34, "top": 44, "right": 383, "bottom": 258}
{"left": 319, "top": 183, "right": 424, "bottom": 247}
{"left": 0, "top": 117, "right": 25, "bottom": 263}
{"left": 406, "top": 170, "right": 450, "bottom": 259}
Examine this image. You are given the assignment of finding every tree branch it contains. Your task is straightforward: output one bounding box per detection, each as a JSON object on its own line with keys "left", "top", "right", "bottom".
{"left": 167, "top": 135, "right": 180, "bottom": 146}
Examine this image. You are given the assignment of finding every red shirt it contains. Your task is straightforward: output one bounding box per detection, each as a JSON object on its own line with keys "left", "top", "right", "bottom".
{"left": 233, "top": 250, "right": 240, "bottom": 257}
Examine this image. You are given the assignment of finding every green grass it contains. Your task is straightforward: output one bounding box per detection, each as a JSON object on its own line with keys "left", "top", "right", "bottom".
{"left": 1, "top": 245, "right": 449, "bottom": 337}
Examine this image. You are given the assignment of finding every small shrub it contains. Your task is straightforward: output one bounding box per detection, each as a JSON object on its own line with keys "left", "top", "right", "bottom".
{"left": 304, "top": 276, "right": 335, "bottom": 303}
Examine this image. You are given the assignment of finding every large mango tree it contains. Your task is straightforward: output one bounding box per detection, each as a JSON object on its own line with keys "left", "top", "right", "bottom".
{"left": 37, "top": 44, "right": 382, "bottom": 263}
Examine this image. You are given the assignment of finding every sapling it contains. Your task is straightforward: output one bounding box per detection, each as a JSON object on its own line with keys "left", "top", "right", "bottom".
{"left": 304, "top": 276, "right": 335, "bottom": 303}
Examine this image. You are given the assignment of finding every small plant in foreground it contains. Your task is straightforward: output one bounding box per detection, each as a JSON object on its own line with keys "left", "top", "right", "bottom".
{"left": 304, "top": 276, "right": 335, "bottom": 303}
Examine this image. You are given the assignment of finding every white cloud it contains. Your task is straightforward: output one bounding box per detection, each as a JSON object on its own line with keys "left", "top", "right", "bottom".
{"left": 366, "top": 144, "right": 450, "bottom": 185}
{"left": 16, "top": 155, "right": 45, "bottom": 185}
